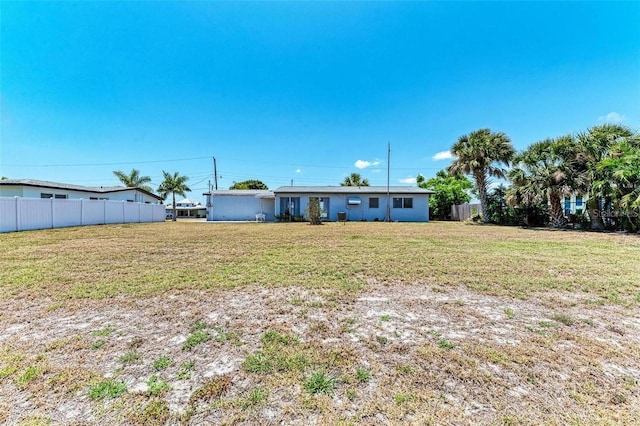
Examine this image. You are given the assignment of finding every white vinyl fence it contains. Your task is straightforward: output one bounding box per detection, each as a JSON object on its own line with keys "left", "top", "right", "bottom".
{"left": 0, "top": 197, "right": 166, "bottom": 233}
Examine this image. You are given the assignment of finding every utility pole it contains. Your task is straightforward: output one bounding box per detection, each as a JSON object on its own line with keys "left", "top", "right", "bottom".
{"left": 386, "top": 142, "right": 391, "bottom": 222}
{"left": 213, "top": 157, "right": 218, "bottom": 190}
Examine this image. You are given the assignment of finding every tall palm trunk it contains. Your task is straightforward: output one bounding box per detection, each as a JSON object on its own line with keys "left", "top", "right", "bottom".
{"left": 172, "top": 192, "right": 177, "bottom": 222}
{"left": 475, "top": 173, "right": 490, "bottom": 223}
{"left": 587, "top": 196, "right": 604, "bottom": 230}
{"left": 549, "top": 193, "right": 567, "bottom": 228}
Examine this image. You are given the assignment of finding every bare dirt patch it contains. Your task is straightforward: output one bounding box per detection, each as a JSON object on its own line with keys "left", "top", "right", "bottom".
{"left": 1, "top": 283, "right": 638, "bottom": 425}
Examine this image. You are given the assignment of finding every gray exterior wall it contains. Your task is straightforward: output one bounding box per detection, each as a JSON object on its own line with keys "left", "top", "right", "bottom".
{"left": 206, "top": 193, "right": 275, "bottom": 221}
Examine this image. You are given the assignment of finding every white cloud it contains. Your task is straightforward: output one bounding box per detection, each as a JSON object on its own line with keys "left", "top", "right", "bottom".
{"left": 295, "top": 169, "right": 302, "bottom": 173}
{"left": 598, "top": 112, "right": 625, "bottom": 123}
{"left": 399, "top": 177, "right": 416, "bottom": 184}
{"left": 432, "top": 150, "right": 454, "bottom": 161}
{"left": 354, "top": 159, "right": 381, "bottom": 169}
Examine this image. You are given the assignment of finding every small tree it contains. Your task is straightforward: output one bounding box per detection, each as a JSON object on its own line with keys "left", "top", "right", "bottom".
{"left": 229, "top": 179, "right": 268, "bottom": 190}
{"left": 417, "top": 170, "right": 473, "bottom": 220}
{"left": 341, "top": 173, "right": 369, "bottom": 187}
{"left": 306, "top": 198, "right": 322, "bottom": 225}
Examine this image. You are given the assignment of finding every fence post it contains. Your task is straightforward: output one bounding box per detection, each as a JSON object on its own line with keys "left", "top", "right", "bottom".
{"left": 80, "top": 199, "right": 84, "bottom": 225}
{"left": 103, "top": 199, "right": 106, "bottom": 225}
{"left": 51, "top": 197, "right": 54, "bottom": 229}
{"left": 15, "top": 196, "right": 20, "bottom": 232}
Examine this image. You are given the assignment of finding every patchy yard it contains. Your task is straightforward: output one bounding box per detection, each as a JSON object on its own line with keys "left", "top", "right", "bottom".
{"left": 0, "top": 222, "right": 639, "bottom": 424}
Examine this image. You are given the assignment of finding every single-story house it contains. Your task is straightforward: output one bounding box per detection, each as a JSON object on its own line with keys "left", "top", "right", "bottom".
{"left": 274, "top": 186, "right": 434, "bottom": 222}
{"left": 0, "top": 179, "right": 163, "bottom": 203}
{"left": 203, "top": 190, "right": 275, "bottom": 221}
{"left": 203, "top": 186, "right": 434, "bottom": 222}
{"left": 165, "top": 198, "right": 207, "bottom": 218}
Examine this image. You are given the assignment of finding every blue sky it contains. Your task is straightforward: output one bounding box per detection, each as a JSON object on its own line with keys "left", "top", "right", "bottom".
{"left": 2, "top": 1, "right": 639, "bottom": 201}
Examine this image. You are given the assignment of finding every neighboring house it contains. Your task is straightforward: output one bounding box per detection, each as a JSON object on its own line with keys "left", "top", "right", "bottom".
{"left": 0, "top": 179, "right": 162, "bottom": 203}
{"left": 165, "top": 198, "right": 207, "bottom": 218}
{"left": 563, "top": 193, "right": 586, "bottom": 217}
{"left": 204, "top": 190, "right": 275, "bottom": 221}
{"left": 203, "top": 186, "right": 434, "bottom": 222}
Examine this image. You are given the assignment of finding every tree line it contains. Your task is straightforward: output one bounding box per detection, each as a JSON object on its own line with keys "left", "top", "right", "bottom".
{"left": 419, "top": 125, "right": 640, "bottom": 231}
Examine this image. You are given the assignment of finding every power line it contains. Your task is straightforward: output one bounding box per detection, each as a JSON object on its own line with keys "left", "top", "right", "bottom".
{"left": 3, "top": 156, "right": 213, "bottom": 167}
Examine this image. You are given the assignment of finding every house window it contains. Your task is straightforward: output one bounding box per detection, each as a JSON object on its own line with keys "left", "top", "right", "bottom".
{"left": 54, "top": 194, "right": 67, "bottom": 199}
{"left": 369, "top": 197, "right": 379, "bottom": 208}
{"left": 576, "top": 195, "right": 583, "bottom": 207}
{"left": 564, "top": 197, "right": 571, "bottom": 216}
{"left": 393, "top": 197, "right": 413, "bottom": 208}
{"left": 41, "top": 193, "right": 53, "bottom": 199}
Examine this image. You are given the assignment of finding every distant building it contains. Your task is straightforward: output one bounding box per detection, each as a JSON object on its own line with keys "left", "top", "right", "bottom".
{"left": 0, "top": 179, "right": 162, "bottom": 203}
{"left": 165, "top": 198, "right": 207, "bottom": 218}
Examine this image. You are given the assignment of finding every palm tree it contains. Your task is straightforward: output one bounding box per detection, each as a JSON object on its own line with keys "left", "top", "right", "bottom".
{"left": 593, "top": 138, "right": 640, "bottom": 230}
{"left": 508, "top": 136, "right": 577, "bottom": 228}
{"left": 573, "top": 124, "right": 634, "bottom": 230}
{"left": 157, "top": 171, "right": 191, "bottom": 222}
{"left": 113, "top": 169, "right": 153, "bottom": 193}
{"left": 341, "top": 173, "right": 369, "bottom": 187}
{"left": 448, "top": 129, "right": 515, "bottom": 223}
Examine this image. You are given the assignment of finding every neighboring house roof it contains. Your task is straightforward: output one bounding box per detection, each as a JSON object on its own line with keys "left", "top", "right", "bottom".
{"left": 273, "top": 186, "right": 434, "bottom": 195}
{"left": 0, "top": 179, "right": 163, "bottom": 201}
{"left": 203, "top": 190, "right": 275, "bottom": 199}
{"left": 165, "top": 205, "right": 206, "bottom": 210}
{"left": 173, "top": 198, "right": 201, "bottom": 206}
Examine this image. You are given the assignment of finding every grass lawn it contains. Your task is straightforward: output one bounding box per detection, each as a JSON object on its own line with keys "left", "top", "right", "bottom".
{"left": 0, "top": 221, "right": 639, "bottom": 424}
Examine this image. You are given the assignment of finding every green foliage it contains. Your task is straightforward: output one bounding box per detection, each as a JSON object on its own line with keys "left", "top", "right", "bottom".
{"left": 183, "top": 329, "right": 211, "bottom": 351}
{"left": 112, "top": 169, "right": 153, "bottom": 193}
{"left": 177, "top": 361, "right": 195, "bottom": 380}
{"left": 240, "top": 387, "right": 268, "bottom": 409}
{"left": 91, "top": 325, "right": 115, "bottom": 337}
{"left": 448, "top": 128, "right": 515, "bottom": 223}
{"left": 508, "top": 136, "right": 578, "bottom": 228}
{"left": 119, "top": 351, "right": 141, "bottom": 365}
{"left": 303, "top": 370, "right": 336, "bottom": 396}
{"left": 89, "top": 379, "right": 127, "bottom": 400}
{"left": 438, "top": 339, "right": 454, "bottom": 349}
{"left": 157, "top": 171, "right": 191, "bottom": 222}
{"left": 146, "top": 375, "right": 170, "bottom": 395}
{"left": 356, "top": 367, "right": 371, "bottom": 383}
{"left": 243, "top": 352, "right": 273, "bottom": 374}
{"left": 152, "top": 355, "right": 171, "bottom": 371}
{"left": 417, "top": 170, "right": 472, "bottom": 220}
{"left": 340, "top": 173, "right": 369, "bottom": 187}
{"left": 306, "top": 198, "right": 322, "bottom": 225}
{"left": 229, "top": 179, "right": 268, "bottom": 190}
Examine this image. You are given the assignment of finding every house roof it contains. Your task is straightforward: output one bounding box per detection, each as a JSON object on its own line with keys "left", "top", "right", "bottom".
{"left": 273, "top": 186, "right": 434, "bottom": 195}
{"left": 0, "top": 179, "right": 163, "bottom": 201}
{"left": 203, "top": 190, "right": 275, "bottom": 199}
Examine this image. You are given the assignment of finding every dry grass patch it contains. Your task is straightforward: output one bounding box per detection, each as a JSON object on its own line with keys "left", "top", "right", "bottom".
{"left": 0, "top": 222, "right": 639, "bottom": 304}
{"left": 0, "top": 222, "right": 639, "bottom": 424}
